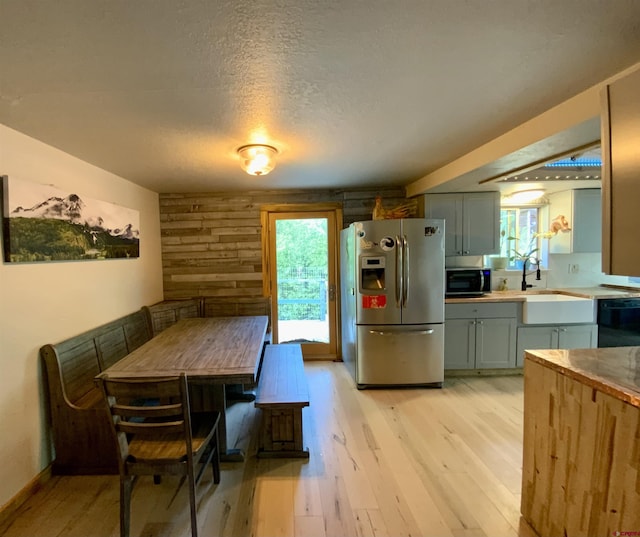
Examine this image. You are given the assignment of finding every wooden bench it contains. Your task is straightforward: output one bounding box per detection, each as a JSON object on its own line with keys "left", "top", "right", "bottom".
{"left": 254, "top": 344, "right": 310, "bottom": 458}
{"left": 143, "top": 298, "right": 201, "bottom": 336}
{"left": 40, "top": 309, "right": 152, "bottom": 474}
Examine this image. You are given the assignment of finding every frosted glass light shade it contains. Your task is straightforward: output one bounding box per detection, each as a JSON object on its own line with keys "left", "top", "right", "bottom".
{"left": 505, "top": 189, "right": 546, "bottom": 204}
{"left": 237, "top": 144, "right": 278, "bottom": 176}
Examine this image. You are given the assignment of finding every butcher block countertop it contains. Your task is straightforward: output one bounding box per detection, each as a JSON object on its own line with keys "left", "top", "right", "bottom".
{"left": 446, "top": 284, "right": 640, "bottom": 304}
{"left": 525, "top": 346, "right": 640, "bottom": 408}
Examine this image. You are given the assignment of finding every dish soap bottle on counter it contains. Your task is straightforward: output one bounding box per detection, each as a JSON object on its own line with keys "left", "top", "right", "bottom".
{"left": 498, "top": 278, "right": 508, "bottom": 291}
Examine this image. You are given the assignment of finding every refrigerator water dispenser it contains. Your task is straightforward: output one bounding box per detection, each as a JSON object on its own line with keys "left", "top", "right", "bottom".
{"left": 360, "top": 256, "right": 386, "bottom": 291}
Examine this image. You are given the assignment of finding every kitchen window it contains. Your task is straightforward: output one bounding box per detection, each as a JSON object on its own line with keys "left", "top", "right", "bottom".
{"left": 500, "top": 206, "right": 544, "bottom": 270}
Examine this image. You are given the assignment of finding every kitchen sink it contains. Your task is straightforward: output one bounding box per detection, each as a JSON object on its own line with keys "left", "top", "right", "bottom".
{"left": 522, "top": 294, "right": 595, "bottom": 324}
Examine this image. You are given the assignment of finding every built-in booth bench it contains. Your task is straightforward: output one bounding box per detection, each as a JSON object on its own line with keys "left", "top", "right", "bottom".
{"left": 144, "top": 298, "right": 201, "bottom": 336}
{"left": 40, "top": 296, "right": 291, "bottom": 474}
{"left": 40, "top": 308, "right": 153, "bottom": 475}
{"left": 41, "top": 299, "right": 201, "bottom": 475}
{"left": 255, "top": 343, "right": 310, "bottom": 458}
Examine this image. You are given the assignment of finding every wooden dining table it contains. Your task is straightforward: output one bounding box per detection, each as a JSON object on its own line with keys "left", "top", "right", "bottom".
{"left": 100, "top": 315, "right": 269, "bottom": 461}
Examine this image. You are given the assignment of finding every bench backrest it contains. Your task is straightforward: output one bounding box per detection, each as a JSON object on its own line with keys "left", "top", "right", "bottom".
{"left": 143, "top": 299, "right": 201, "bottom": 336}
{"left": 41, "top": 309, "right": 152, "bottom": 405}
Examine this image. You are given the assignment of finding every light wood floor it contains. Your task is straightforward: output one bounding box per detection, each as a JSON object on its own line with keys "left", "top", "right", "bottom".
{"left": 1, "top": 362, "right": 537, "bottom": 537}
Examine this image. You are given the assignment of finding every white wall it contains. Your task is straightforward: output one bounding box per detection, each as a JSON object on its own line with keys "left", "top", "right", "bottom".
{"left": 546, "top": 252, "right": 640, "bottom": 289}
{"left": 489, "top": 253, "right": 640, "bottom": 292}
{"left": 0, "top": 125, "right": 164, "bottom": 508}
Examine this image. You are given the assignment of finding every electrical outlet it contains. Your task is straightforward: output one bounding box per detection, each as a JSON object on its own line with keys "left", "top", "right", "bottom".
{"left": 569, "top": 263, "right": 580, "bottom": 274}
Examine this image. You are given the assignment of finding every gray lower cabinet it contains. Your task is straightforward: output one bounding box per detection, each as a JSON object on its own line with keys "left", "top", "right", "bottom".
{"left": 515, "top": 324, "right": 598, "bottom": 367}
{"left": 445, "top": 303, "right": 517, "bottom": 370}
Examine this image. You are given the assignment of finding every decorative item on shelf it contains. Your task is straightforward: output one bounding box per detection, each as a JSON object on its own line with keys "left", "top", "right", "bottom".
{"left": 549, "top": 214, "right": 571, "bottom": 233}
{"left": 237, "top": 144, "right": 278, "bottom": 176}
{"left": 372, "top": 196, "right": 418, "bottom": 220}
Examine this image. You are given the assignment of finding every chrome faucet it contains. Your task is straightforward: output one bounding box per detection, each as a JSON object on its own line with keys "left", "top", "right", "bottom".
{"left": 521, "top": 257, "right": 542, "bottom": 291}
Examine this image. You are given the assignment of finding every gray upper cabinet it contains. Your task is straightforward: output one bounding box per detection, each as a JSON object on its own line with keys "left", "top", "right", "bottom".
{"left": 548, "top": 189, "right": 602, "bottom": 254}
{"left": 424, "top": 192, "right": 499, "bottom": 256}
{"left": 601, "top": 67, "right": 640, "bottom": 276}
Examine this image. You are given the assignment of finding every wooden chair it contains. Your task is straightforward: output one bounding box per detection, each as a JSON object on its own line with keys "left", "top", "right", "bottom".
{"left": 97, "top": 373, "right": 220, "bottom": 537}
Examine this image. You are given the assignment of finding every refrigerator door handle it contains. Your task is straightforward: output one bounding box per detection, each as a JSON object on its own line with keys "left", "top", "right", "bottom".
{"left": 395, "top": 235, "right": 402, "bottom": 307}
{"left": 402, "top": 234, "right": 409, "bottom": 307}
{"left": 368, "top": 329, "right": 435, "bottom": 335}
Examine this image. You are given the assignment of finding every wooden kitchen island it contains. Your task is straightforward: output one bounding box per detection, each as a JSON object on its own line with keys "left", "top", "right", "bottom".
{"left": 521, "top": 347, "right": 640, "bottom": 537}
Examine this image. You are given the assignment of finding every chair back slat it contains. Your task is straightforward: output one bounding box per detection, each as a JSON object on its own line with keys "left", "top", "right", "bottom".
{"left": 117, "top": 420, "right": 185, "bottom": 436}
{"left": 113, "top": 403, "right": 182, "bottom": 419}
{"left": 98, "top": 374, "right": 193, "bottom": 460}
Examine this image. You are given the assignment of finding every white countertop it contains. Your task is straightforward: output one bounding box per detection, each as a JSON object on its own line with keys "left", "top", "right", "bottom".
{"left": 446, "top": 285, "right": 640, "bottom": 303}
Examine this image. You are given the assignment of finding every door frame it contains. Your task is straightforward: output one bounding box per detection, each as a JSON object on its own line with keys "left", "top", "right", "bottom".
{"left": 261, "top": 203, "right": 343, "bottom": 360}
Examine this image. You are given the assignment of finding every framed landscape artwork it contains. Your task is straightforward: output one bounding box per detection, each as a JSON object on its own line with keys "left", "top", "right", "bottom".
{"left": 1, "top": 175, "right": 140, "bottom": 263}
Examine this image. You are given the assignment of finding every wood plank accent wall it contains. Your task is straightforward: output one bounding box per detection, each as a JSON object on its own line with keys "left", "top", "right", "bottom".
{"left": 159, "top": 187, "right": 411, "bottom": 300}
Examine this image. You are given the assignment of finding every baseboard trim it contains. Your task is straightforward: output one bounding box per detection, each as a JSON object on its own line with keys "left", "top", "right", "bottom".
{"left": 445, "top": 368, "right": 524, "bottom": 377}
{"left": 0, "top": 465, "right": 52, "bottom": 530}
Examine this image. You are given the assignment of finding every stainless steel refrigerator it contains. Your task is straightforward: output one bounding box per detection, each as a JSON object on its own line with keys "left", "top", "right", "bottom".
{"left": 340, "top": 218, "right": 445, "bottom": 388}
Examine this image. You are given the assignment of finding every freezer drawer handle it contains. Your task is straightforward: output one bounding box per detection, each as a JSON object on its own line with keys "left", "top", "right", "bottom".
{"left": 368, "top": 329, "right": 434, "bottom": 336}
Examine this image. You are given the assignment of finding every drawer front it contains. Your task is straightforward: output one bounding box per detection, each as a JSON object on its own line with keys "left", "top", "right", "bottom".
{"left": 356, "top": 324, "right": 444, "bottom": 385}
{"left": 445, "top": 302, "right": 518, "bottom": 319}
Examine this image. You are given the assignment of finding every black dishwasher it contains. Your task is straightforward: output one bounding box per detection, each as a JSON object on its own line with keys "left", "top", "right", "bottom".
{"left": 597, "top": 298, "right": 640, "bottom": 347}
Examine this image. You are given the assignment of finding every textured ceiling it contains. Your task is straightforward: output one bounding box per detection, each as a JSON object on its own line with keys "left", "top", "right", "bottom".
{"left": 1, "top": 0, "right": 640, "bottom": 194}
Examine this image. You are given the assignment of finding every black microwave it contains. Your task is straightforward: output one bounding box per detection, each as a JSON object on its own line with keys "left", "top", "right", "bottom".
{"left": 445, "top": 268, "right": 491, "bottom": 297}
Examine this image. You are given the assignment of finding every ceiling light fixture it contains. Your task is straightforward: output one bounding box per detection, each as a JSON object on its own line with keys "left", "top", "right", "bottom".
{"left": 237, "top": 144, "right": 278, "bottom": 176}
{"left": 504, "top": 189, "right": 546, "bottom": 204}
